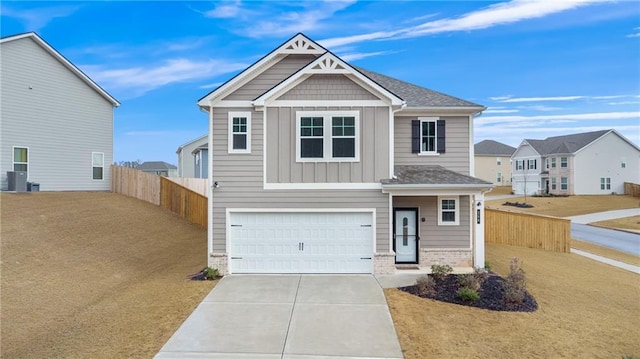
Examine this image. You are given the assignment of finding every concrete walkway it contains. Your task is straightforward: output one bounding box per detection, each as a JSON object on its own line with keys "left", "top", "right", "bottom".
{"left": 571, "top": 249, "right": 640, "bottom": 274}
{"left": 155, "top": 275, "right": 403, "bottom": 359}
{"left": 566, "top": 208, "right": 640, "bottom": 224}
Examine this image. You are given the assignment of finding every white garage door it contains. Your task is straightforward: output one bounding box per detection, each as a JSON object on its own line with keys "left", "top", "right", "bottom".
{"left": 513, "top": 181, "right": 538, "bottom": 195}
{"left": 229, "top": 212, "right": 374, "bottom": 274}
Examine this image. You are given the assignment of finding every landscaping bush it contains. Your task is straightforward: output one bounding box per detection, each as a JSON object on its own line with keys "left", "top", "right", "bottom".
{"left": 457, "top": 273, "right": 480, "bottom": 291}
{"left": 416, "top": 275, "right": 436, "bottom": 296}
{"left": 474, "top": 267, "right": 489, "bottom": 285}
{"left": 484, "top": 261, "right": 492, "bottom": 272}
{"left": 202, "top": 267, "right": 220, "bottom": 280}
{"left": 456, "top": 288, "right": 480, "bottom": 302}
{"left": 430, "top": 264, "right": 453, "bottom": 281}
{"left": 503, "top": 257, "right": 527, "bottom": 304}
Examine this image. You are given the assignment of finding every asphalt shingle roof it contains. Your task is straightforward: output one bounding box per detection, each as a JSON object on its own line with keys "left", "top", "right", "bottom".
{"left": 355, "top": 67, "right": 483, "bottom": 108}
{"left": 526, "top": 130, "right": 610, "bottom": 155}
{"left": 475, "top": 140, "right": 516, "bottom": 156}
{"left": 381, "top": 165, "right": 492, "bottom": 186}
{"left": 137, "top": 161, "right": 177, "bottom": 170}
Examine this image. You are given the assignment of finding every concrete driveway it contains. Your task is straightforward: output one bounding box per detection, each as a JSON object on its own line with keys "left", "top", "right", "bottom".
{"left": 155, "top": 275, "right": 403, "bottom": 358}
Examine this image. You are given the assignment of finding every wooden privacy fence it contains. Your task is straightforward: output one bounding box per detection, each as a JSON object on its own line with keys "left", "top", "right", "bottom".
{"left": 111, "top": 165, "right": 160, "bottom": 205}
{"left": 160, "top": 177, "right": 207, "bottom": 227}
{"left": 111, "top": 165, "right": 207, "bottom": 228}
{"left": 485, "top": 208, "right": 571, "bottom": 253}
{"left": 166, "top": 177, "right": 209, "bottom": 197}
{"left": 624, "top": 182, "right": 640, "bottom": 198}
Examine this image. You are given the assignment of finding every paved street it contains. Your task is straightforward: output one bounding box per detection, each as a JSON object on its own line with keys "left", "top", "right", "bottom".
{"left": 571, "top": 223, "right": 640, "bottom": 256}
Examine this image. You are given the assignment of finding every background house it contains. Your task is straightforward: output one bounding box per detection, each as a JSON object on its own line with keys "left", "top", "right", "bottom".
{"left": 137, "top": 161, "right": 177, "bottom": 177}
{"left": 511, "top": 129, "right": 639, "bottom": 195}
{"left": 1, "top": 32, "right": 119, "bottom": 191}
{"left": 474, "top": 140, "right": 515, "bottom": 187}
{"left": 176, "top": 134, "right": 208, "bottom": 178}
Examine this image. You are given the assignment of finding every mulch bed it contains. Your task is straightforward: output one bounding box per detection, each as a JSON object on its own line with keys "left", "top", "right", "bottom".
{"left": 400, "top": 274, "right": 538, "bottom": 312}
{"left": 503, "top": 201, "right": 534, "bottom": 208}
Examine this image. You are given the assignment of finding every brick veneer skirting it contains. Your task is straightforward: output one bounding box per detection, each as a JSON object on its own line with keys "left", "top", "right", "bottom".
{"left": 419, "top": 249, "right": 473, "bottom": 267}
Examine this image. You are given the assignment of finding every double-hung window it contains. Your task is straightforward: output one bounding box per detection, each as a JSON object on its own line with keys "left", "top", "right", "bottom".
{"left": 421, "top": 120, "right": 436, "bottom": 153}
{"left": 438, "top": 196, "right": 459, "bottom": 225}
{"left": 551, "top": 177, "right": 557, "bottom": 190}
{"left": 496, "top": 172, "right": 502, "bottom": 183}
{"left": 228, "top": 112, "right": 251, "bottom": 153}
{"left": 551, "top": 157, "right": 556, "bottom": 168}
{"left": 560, "top": 157, "right": 568, "bottom": 168}
{"left": 13, "top": 147, "right": 28, "bottom": 174}
{"left": 296, "top": 111, "right": 359, "bottom": 162}
{"left": 497, "top": 157, "right": 502, "bottom": 166}
{"left": 527, "top": 159, "right": 536, "bottom": 170}
{"left": 600, "top": 177, "right": 611, "bottom": 190}
{"left": 516, "top": 160, "right": 524, "bottom": 171}
{"left": 561, "top": 177, "right": 568, "bottom": 190}
{"left": 92, "top": 152, "right": 104, "bottom": 180}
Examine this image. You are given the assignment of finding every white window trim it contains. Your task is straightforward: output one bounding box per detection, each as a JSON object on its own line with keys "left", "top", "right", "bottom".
{"left": 295, "top": 110, "right": 360, "bottom": 163}
{"left": 418, "top": 117, "right": 438, "bottom": 155}
{"left": 92, "top": 152, "right": 104, "bottom": 181}
{"left": 12, "top": 146, "right": 29, "bottom": 177}
{"left": 560, "top": 177, "right": 568, "bottom": 190}
{"left": 560, "top": 157, "right": 568, "bottom": 168}
{"left": 496, "top": 172, "right": 502, "bottom": 183}
{"left": 551, "top": 157, "right": 556, "bottom": 168}
{"left": 228, "top": 111, "right": 251, "bottom": 154}
{"left": 496, "top": 157, "right": 502, "bottom": 166}
{"left": 438, "top": 196, "right": 459, "bottom": 226}
{"left": 600, "top": 177, "right": 611, "bottom": 190}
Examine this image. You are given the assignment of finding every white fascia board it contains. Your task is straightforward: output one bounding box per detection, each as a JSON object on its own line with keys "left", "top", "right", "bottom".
{"left": 382, "top": 184, "right": 493, "bottom": 195}
{"left": 198, "top": 34, "right": 326, "bottom": 109}
{"left": 176, "top": 134, "right": 208, "bottom": 153}
{"left": 395, "top": 107, "right": 485, "bottom": 116}
{"left": 254, "top": 52, "right": 404, "bottom": 107}
{"left": 267, "top": 100, "right": 389, "bottom": 107}
{"left": 264, "top": 182, "right": 382, "bottom": 190}
{"left": 2, "top": 33, "right": 120, "bottom": 106}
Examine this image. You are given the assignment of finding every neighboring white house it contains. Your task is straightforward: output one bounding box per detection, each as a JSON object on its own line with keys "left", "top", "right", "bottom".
{"left": 137, "top": 161, "right": 177, "bottom": 177}
{"left": 511, "top": 129, "right": 640, "bottom": 195}
{"left": 1, "top": 32, "right": 120, "bottom": 191}
{"left": 176, "top": 134, "right": 208, "bottom": 178}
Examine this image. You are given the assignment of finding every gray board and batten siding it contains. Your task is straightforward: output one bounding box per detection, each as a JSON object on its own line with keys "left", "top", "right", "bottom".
{"left": 210, "top": 109, "right": 390, "bottom": 253}
{"left": 394, "top": 196, "right": 471, "bottom": 249}
{"left": 1, "top": 35, "right": 115, "bottom": 191}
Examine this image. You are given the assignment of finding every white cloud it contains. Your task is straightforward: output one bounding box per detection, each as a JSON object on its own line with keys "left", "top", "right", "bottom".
{"left": 204, "top": 0, "right": 248, "bottom": 19}
{"left": 320, "top": 0, "right": 600, "bottom": 48}
{"left": 339, "top": 51, "right": 393, "bottom": 62}
{"left": 517, "top": 105, "right": 563, "bottom": 111}
{"left": 83, "top": 58, "right": 247, "bottom": 97}
{"left": 483, "top": 108, "right": 520, "bottom": 114}
{"left": 476, "top": 111, "right": 640, "bottom": 125}
{"left": 199, "top": 82, "right": 223, "bottom": 89}
{"left": 494, "top": 95, "right": 585, "bottom": 103}
{"left": 1, "top": 4, "right": 80, "bottom": 31}
{"left": 608, "top": 101, "right": 640, "bottom": 106}
{"left": 627, "top": 26, "right": 640, "bottom": 38}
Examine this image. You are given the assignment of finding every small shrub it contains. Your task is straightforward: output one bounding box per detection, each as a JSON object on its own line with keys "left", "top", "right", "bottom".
{"left": 456, "top": 288, "right": 480, "bottom": 302}
{"left": 503, "top": 257, "right": 527, "bottom": 304}
{"left": 430, "top": 264, "right": 453, "bottom": 281}
{"left": 203, "top": 267, "right": 220, "bottom": 280}
{"left": 484, "top": 261, "right": 492, "bottom": 272}
{"left": 416, "top": 275, "right": 436, "bottom": 296}
{"left": 473, "top": 267, "right": 489, "bottom": 286}
{"left": 457, "top": 273, "right": 480, "bottom": 291}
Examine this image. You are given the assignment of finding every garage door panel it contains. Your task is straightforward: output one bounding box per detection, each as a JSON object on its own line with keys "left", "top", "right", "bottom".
{"left": 229, "top": 212, "right": 373, "bottom": 274}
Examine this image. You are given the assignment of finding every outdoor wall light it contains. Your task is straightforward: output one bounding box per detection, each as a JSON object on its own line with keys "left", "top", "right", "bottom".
{"left": 213, "top": 181, "right": 220, "bottom": 188}
{"left": 477, "top": 202, "right": 482, "bottom": 207}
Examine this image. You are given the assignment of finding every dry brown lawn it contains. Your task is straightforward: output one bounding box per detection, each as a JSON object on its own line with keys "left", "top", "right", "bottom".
{"left": 0, "top": 192, "right": 216, "bottom": 359}
{"left": 488, "top": 186, "right": 513, "bottom": 196}
{"left": 591, "top": 215, "right": 640, "bottom": 231}
{"left": 486, "top": 194, "right": 640, "bottom": 217}
{"left": 386, "top": 244, "right": 640, "bottom": 359}
{"left": 572, "top": 239, "right": 640, "bottom": 266}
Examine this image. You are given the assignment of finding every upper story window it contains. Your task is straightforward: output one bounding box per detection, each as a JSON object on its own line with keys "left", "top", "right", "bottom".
{"left": 228, "top": 112, "right": 251, "bottom": 154}
{"left": 516, "top": 160, "right": 524, "bottom": 171}
{"left": 545, "top": 159, "right": 549, "bottom": 169}
{"left": 13, "top": 147, "right": 28, "bottom": 175}
{"left": 412, "top": 118, "right": 445, "bottom": 155}
{"left": 551, "top": 157, "right": 556, "bottom": 168}
{"left": 496, "top": 172, "right": 502, "bottom": 183}
{"left": 621, "top": 157, "right": 627, "bottom": 168}
{"left": 296, "top": 111, "right": 359, "bottom": 162}
{"left": 496, "top": 157, "right": 502, "bottom": 166}
{"left": 560, "top": 157, "right": 568, "bottom": 168}
{"left": 92, "top": 152, "right": 104, "bottom": 180}
{"left": 438, "top": 196, "right": 459, "bottom": 226}
{"left": 527, "top": 159, "right": 537, "bottom": 170}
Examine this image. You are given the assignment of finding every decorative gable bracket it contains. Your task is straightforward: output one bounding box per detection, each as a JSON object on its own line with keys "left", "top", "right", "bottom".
{"left": 280, "top": 34, "right": 326, "bottom": 55}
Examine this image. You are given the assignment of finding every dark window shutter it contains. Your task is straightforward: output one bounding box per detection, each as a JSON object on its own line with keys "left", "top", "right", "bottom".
{"left": 436, "top": 120, "right": 446, "bottom": 153}
{"left": 411, "top": 120, "right": 420, "bottom": 153}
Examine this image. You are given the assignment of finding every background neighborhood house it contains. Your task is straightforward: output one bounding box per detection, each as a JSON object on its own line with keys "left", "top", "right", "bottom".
{"left": 137, "top": 161, "right": 178, "bottom": 177}
{"left": 511, "top": 129, "right": 640, "bottom": 195}
{"left": 198, "top": 33, "right": 493, "bottom": 276}
{"left": 474, "top": 140, "right": 515, "bottom": 187}
{"left": 176, "top": 134, "right": 208, "bottom": 178}
{"left": 0, "top": 32, "right": 119, "bottom": 191}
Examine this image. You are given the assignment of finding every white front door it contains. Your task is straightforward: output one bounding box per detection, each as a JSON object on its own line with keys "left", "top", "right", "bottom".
{"left": 394, "top": 208, "right": 418, "bottom": 263}
{"left": 229, "top": 212, "right": 374, "bottom": 274}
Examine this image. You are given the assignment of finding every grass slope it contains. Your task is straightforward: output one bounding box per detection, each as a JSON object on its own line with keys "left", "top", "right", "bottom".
{"left": 386, "top": 244, "right": 640, "bottom": 358}
{"left": 486, "top": 194, "right": 640, "bottom": 218}
{"left": 0, "top": 192, "right": 215, "bottom": 358}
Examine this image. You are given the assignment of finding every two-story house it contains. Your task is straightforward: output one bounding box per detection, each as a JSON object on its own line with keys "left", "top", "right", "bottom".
{"left": 176, "top": 134, "right": 208, "bottom": 178}
{"left": 198, "top": 34, "right": 492, "bottom": 275}
{"left": 1, "top": 32, "right": 119, "bottom": 191}
{"left": 511, "top": 129, "right": 639, "bottom": 195}
{"left": 474, "top": 140, "right": 515, "bottom": 186}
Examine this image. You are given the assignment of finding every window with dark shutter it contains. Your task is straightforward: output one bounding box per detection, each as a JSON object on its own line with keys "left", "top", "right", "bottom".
{"left": 414, "top": 118, "right": 445, "bottom": 154}
{"left": 436, "top": 120, "right": 445, "bottom": 153}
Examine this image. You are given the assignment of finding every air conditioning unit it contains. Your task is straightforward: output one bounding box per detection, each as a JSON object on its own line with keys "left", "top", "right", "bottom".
{"left": 7, "top": 171, "right": 27, "bottom": 192}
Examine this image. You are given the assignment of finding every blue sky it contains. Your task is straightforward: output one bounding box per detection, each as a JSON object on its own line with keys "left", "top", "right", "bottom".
{"left": 2, "top": 1, "right": 639, "bottom": 164}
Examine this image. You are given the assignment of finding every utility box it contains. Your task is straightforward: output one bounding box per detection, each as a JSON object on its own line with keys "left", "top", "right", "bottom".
{"left": 27, "top": 182, "right": 40, "bottom": 192}
{"left": 7, "top": 171, "right": 27, "bottom": 192}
